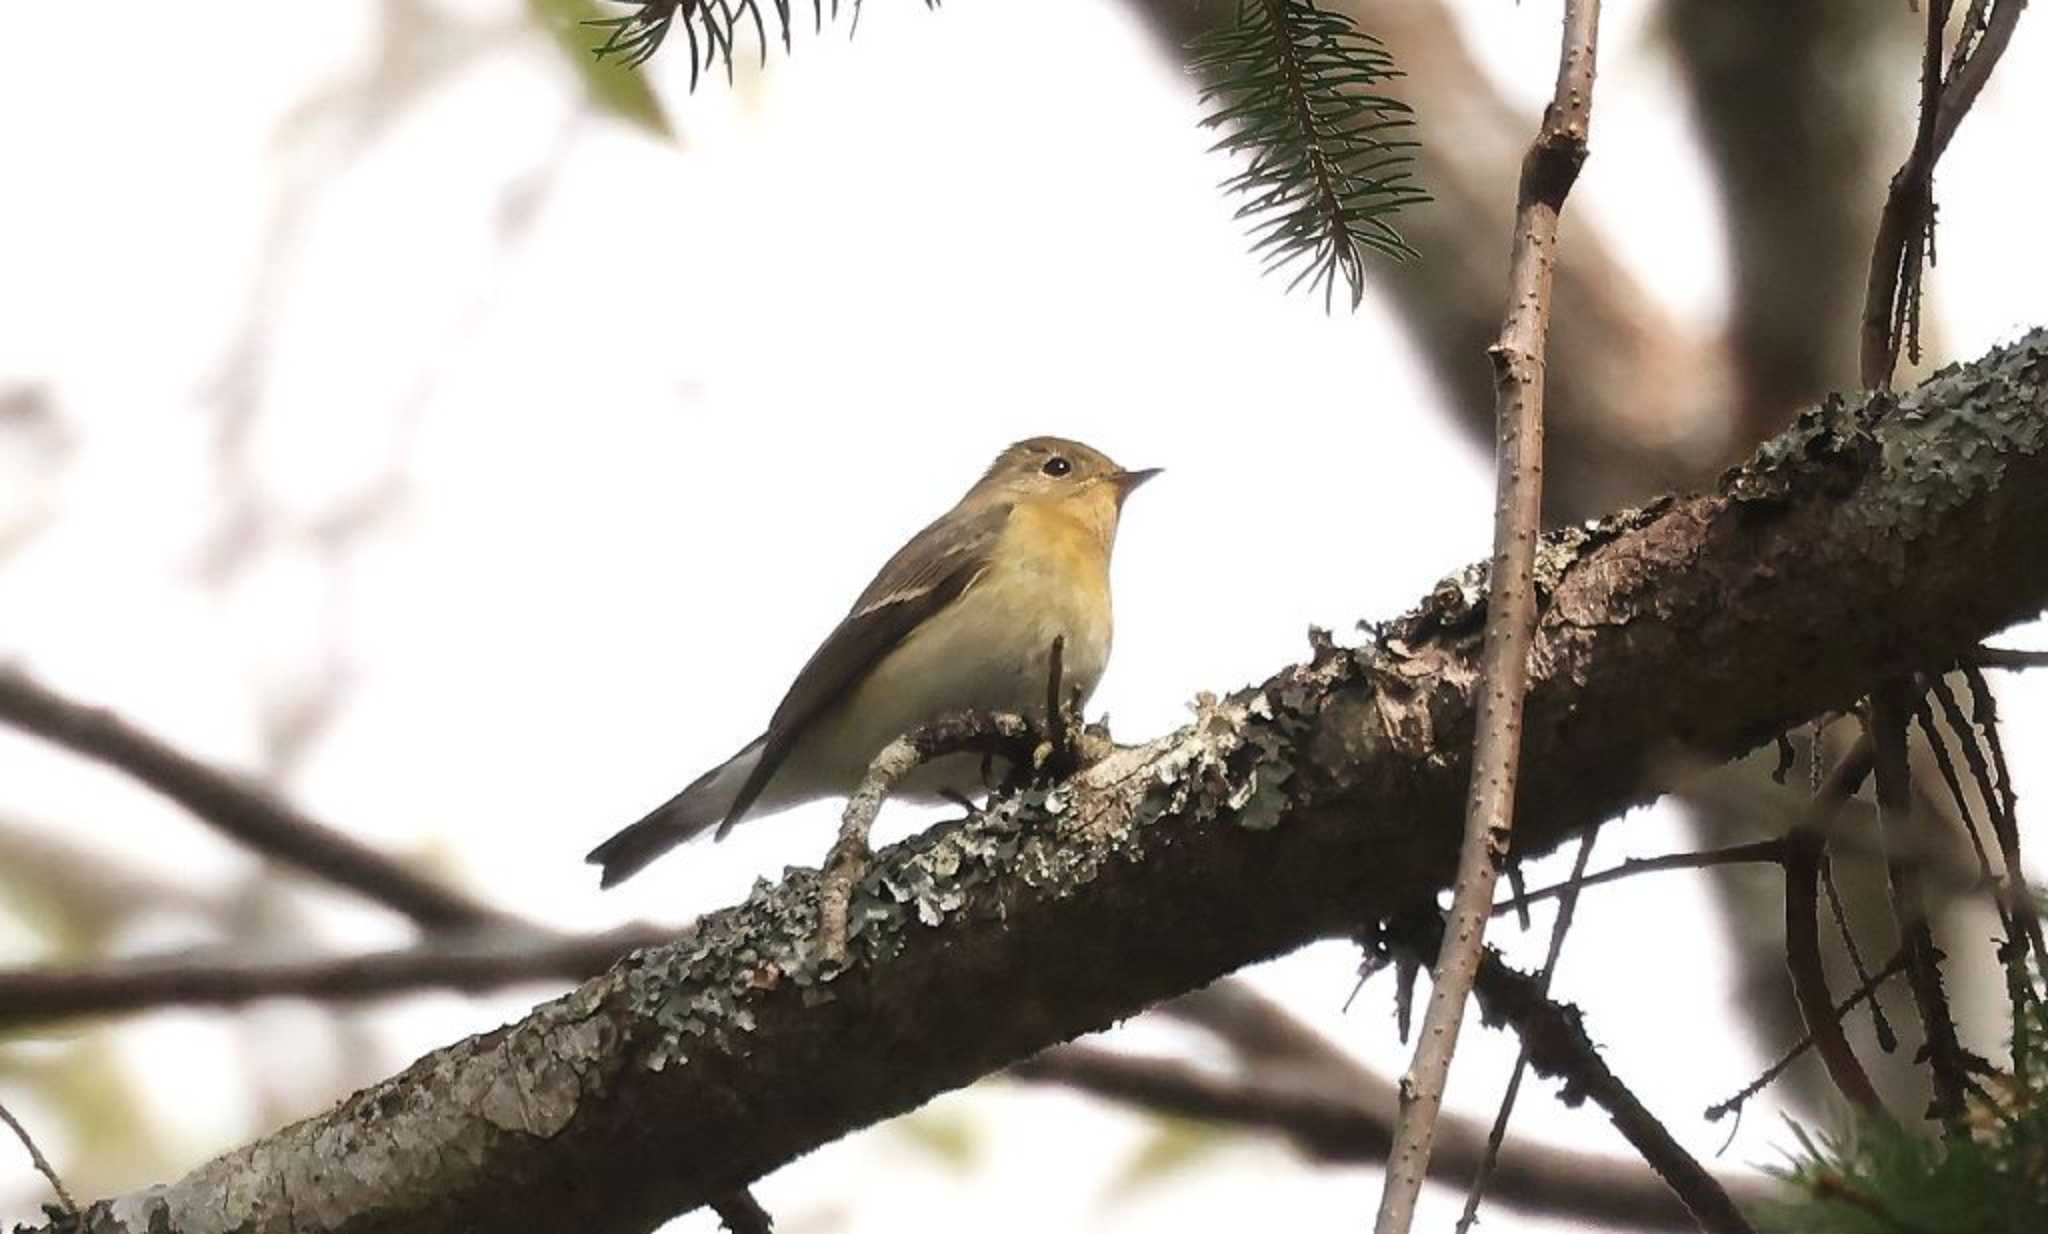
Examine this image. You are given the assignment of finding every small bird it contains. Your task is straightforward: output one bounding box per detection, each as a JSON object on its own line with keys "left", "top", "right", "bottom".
{"left": 587, "top": 436, "right": 1159, "bottom": 888}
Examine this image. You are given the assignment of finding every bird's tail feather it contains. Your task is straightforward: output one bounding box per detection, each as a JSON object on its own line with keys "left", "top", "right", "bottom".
{"left": 587, "top": 739, "right": 763, "bottom": 888}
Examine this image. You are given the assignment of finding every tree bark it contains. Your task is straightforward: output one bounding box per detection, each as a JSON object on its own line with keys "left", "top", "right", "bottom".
{"left": 34, "top": 330, "right": 2048, "bottom": 1234}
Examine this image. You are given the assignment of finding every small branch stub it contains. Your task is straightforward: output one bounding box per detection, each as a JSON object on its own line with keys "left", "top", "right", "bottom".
{"left": 817, "top": 710, "right": 1037, "bottom": 965}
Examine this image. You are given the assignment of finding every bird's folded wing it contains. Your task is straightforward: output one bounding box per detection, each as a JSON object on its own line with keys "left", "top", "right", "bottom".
{"left": 717, "top": 501, "right": 1011, "bottom": 835}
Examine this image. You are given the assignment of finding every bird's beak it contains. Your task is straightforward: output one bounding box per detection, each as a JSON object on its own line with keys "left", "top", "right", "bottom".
{"left": 1112, "top": 467, "right": 1163, "bottom": 501}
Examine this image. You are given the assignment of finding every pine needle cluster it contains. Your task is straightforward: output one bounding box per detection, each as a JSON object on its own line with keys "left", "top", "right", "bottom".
{"left": 1188, "top": 0, "right": 1427, "bottom": 310}
{"left": 587, "top": 1, "right": 937, "bottom": 86}
{"left": 1760, "top": 968, "right": 2047, "bottom": 1234}
{"left": 584, "top": 0, "right": 1427, "bottom": 309}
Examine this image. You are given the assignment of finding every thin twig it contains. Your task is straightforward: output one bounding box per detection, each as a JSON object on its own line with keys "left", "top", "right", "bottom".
{"left": 1457, "top": 828, "right": 1597, "bottom": 1232}
{"left": 1860, "top": 0, "right": 2027, "bottom": 387}
{"left": 1931, "top": 0, "right": 2028, "bottom": 158}
{"left": 0, "top": 924, "right": 672, "bottom": 1029}
{"left": 1969, "top": 645, "right": 2048, "bottom": 671}
{"left": 1497, "top": 838, "right": 1786, "bottom": 916}
{"left": 1859, "top": 0, "right": 1951, "bottom": 387}
{"left": 818, "top": 638, "right": 1086, "bottom": 963}
{"left": 1955, "top": 664, "right": 2046, "bottom": 964}
{"left": 1390, "top": 912, "right": 1757, "bottom": 1234}
{"left": 1706, "top": 949, "right": 1911, "bottom": 1124}
{"left": 1908, "top": 687, "right": 2006, "bottom": 913}
{"left": 1783, "top": 733, "right": 1887, "bottom": 1113}
{"left": 1819, "top": 852, "right": 1898, "bottom": 1051}
{"left": 1, "top": 1096, "right": 79, "bottom": 1217}
{"left": 0, "top": 665, "right": 508, "bottom": 932}
{"left": 1870, "top": 682, "right": 1969, "bottom": 1126}
{"left": 1011, "top": 1040, "right": 1770, "bottom": 1230}
{"left": 818, "top": 711, "right": 1036, "bottom": 964}
{"left": 1373, "top": 5, "right": 1602, "bottom": 1230}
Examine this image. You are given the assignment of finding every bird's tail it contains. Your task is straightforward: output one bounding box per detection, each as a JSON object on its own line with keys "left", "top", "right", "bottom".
{"left": 587, "top": 738, "right": 764, "bottom": 889}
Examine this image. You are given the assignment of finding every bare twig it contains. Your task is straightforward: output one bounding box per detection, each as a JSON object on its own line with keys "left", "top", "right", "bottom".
{"left": 1969, "top": 645, "right": 2048, "bottom": 671}
{"left": 819, "top": 638, "right": 1088, "bottom": 963}
{"left": 1910, "top": 686, "right": 1996, "bottom": 890}
{"left": 1931, "top": 0, "right": 2028, "bottom": 158}
{"left": 1, "top": 1096, "right": 78, "bottom": 1217}
{"left": 1870, "top": 682, "right": 1969, "bottom": 1125}
{"left": 1390, "top": 913, "right": 1757, "bottom": 1234}
{"left": 1860, "top": 0, "right": 2026, "bottom": 387}
{"left": 0, "top": 665, "right": 508, "bottom": 933}
{"left": 1456, "top": 828, "right": 1597, "bottom": 1232}
{"left": 1819, "top": 852, "right": 1898, "bottom": 1051}
{"left": 818, "top": 710, "right": 1036, "bottom": 964}
{"left": 1912, "top": 681, "right": 2027, "bottom": 980}
{"left": 1706, "top": 949, "right": 1911, "bottom": 1123}
{"left": 1783, "top": 733, "right": 1886, "bottom": 1113}
{"left": 0, "top": 924, "right": 673, "bottom": 1029}
{"left": 1859, "top": 0, "right": 1950, "bottom": 387}
{"left": 1497, "top": 837, "right": 1787, "bottom": 916}
{"left": 1374, "top": 5, "right": 1602, "bottom": 1230}
{"left": 1954, "top": 664, "right": 2046, "bottom": 964}
{"left": 1010, "top": 1040, "right": 1771, "bottom": 1230}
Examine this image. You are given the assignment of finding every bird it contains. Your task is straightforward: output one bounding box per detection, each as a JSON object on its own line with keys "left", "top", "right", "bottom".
{"left": 587, "top": 436, "right": 1159, "bottom": 888}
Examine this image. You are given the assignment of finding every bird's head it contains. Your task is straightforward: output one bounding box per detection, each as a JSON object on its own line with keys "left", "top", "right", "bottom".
{"left": 966, "top": 436, "right": 1161, "bottom": 512}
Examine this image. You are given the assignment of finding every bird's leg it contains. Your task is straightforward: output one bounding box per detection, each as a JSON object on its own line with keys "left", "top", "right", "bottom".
{"left": 1037, "top": 635, "right": 1075, "bottom": 776}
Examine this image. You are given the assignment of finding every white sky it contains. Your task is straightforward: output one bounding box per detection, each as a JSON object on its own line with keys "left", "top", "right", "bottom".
{"left": 2, "top": 1, "right": 2047, "bottom": 1231}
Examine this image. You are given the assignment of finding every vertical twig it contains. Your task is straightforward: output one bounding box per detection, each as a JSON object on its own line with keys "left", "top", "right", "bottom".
{"left": 1782, "top": 734, "right": 1887, "bottom": 1113}
{"left": 1, "top": 1097, "right": 78, "bottom": 1218}
{"left": 1373, "top": 5, "right": 1600, "bottom": 1231}
{"left": 1455, "top": 828, "right": 1596, "bottom": 1232}
{"left": 1952, "top": 665, "right": 2046, "bottom": 966}
{"left": 1869, "top": 683, "right": 1969, "bottom": 1126}
{"left": 1389, "top": 915, "right": 1757, "bottom": 1234}
{"left": 1860, "top": 0, "right": 2026, "bottom": 388}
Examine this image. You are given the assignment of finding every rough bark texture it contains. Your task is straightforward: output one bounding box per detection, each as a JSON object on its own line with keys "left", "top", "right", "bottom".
{"left": 30, "top": 331, "right": 2048, "bottom": 1234}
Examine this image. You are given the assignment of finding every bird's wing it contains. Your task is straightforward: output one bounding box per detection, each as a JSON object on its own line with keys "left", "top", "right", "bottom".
{"left": 717, "top": 501, "right": 1011, "bottom": 836}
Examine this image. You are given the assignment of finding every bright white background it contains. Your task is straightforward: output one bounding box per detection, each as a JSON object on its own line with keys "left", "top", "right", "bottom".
{"left": 2, "top": 1, "right": 2046, "bottom": 1230}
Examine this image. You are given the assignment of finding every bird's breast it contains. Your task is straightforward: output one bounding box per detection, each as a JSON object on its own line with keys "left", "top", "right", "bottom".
{"left": 797, "top": 502, "right": 1115, "bottom": 792}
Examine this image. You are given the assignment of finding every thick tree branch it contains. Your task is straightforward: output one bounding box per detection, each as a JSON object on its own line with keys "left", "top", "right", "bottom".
{"left": 0, "top": 666, "right": 510, "bottom": 933}
{"left": 27, "top": 331, "right": 2048, "bottom": 1234}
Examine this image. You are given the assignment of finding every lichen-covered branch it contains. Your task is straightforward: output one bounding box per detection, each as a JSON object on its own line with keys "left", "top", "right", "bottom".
{"left": 29, "top": 330, "right": 2048, "bottom": 1234}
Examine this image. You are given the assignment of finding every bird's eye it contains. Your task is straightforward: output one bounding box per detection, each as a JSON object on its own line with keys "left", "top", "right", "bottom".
{"left": 1042, "top": 456, "right": 1072, "bottom": 477}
